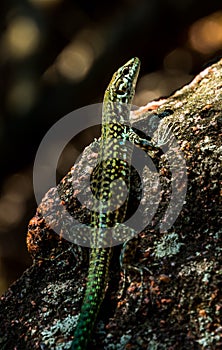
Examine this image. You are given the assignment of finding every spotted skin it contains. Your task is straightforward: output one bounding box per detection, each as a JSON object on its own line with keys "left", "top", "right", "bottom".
{"left": 71, "top": 58, "right": 161, "bottom": 349}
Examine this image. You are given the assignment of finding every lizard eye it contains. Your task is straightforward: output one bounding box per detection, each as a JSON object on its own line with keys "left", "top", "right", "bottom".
{"left": 116, "top": 80, "right": 127, "bottom": 95}
{"left": 117, "top": 89, "right": 126, "bottom": 95}
{"left": 122, "top": 67, "right": 129, "bottom": 75}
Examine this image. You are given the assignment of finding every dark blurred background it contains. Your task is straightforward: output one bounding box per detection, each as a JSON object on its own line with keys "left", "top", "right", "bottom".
{"left": 0, "top": 0, "right": 222, "bottom": 295}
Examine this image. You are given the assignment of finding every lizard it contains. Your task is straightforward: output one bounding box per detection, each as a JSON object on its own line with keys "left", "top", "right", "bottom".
{"left": 71, "top": 57, "right": 162, "bottom": 349}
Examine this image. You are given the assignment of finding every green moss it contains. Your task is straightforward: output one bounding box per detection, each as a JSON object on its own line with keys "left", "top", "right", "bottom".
{"left": 154, "top": 232, "right": 184, "bottom": 258}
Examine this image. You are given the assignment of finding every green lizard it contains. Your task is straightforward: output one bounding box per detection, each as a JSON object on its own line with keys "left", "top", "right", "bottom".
{"left": 71, "top": 57, "right": 161, "bottom": 349}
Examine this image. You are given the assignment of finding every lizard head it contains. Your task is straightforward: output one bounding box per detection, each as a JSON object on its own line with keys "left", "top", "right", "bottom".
{"left": 105, "top": 57, "right": 141, "bottom": 104}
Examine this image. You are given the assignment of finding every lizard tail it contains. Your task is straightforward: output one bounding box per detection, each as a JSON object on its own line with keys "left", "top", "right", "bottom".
{"left": 71, "top": 247, "right": 112, "bottom": 350}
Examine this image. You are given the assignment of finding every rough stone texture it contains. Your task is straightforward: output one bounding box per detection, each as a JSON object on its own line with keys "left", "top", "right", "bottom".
{"left": 0, "top": 59, "right": 221, "bottom": 350}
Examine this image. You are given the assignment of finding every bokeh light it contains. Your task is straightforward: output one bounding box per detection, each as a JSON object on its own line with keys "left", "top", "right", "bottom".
{"left": 2, "top": 16, "right": 41, "bottom": 59}
{"left": 6, "top": 79, "right": 37, "bottom": 114}
{"left": 189, "top": 11, "right": 222, "bottom": 54}
{"left": 0, "top": 195, "right": 25, "bottom": 229}
{"left": 0, "top": 173, "right": 32, "bottom": 230}
{"left": 44, "top": 29, "right": 104, "bottom": 84}
{"left": 134, "top": 48, "right": 193, "bottom": 106}
{"left": 55, "top": 39, "right": 94, "bottom": 82}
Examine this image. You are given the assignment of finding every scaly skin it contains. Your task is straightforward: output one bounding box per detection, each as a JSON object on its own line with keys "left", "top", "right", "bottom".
{"left": 71, "top": 58, "right": 140, "bottom": 349}
{"left": 71, "top": 58, "right": 162, "bottom": 349}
